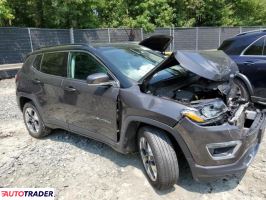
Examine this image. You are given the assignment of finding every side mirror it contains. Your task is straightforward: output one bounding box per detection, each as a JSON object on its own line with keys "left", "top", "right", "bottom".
{"left": 86, "top": 73, "right": 114, "bottom": 85}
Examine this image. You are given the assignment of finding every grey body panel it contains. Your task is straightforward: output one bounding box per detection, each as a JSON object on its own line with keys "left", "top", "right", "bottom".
{"left": 16, "top": 43, "right": 266, "bottom": 182}
{"left": 62, "top": 78, "right": 119, "bottom": 141}
{"left": 141, "top": 50, "right": 239, "bottom": 84}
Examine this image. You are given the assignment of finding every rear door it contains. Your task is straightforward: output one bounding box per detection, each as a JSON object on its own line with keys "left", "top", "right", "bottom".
{"left": 62, "top": 51, "right": 119, "bottom": 142}
{"left": 32, "top": 51, "right": 69, "bottom": 128}
{"left": 236, "top": 36, "right": 266, "bottom": 99}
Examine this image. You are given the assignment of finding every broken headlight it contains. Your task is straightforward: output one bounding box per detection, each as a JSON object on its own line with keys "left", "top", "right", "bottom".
{"left": 182, "top": 99, "right": 228, "bottom": 123}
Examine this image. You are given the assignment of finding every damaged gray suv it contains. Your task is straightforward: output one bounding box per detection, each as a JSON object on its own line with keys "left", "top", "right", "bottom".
{"left": 16, "top": 35, "right": 266, "bottom": 189}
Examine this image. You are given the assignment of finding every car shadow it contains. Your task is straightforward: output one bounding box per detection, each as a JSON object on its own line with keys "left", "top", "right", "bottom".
{"left": 45, "top": 129, "right": 243, "bottom": 195}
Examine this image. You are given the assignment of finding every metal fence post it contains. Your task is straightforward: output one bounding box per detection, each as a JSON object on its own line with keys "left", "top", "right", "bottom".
{"left": 218, "top": 27, "right": 221, "bottom": 46}
{"left": 172, "top": 26, "right": 175, "bottom": 51}
{"left": 28, "top": 28, "right": 33, "bottom": 52}
{"left": 240, "top": 27, "right": 242, "bottom": 33}
{"left": 169, "top": 27, "right": 172, "bottom": 51}
{"left": 196, "top": 27, "right": 199, "bottom": 50}
{"left": 141, "top": 28, "right": 144, "bottom": 40}
{"left": 107, "top": 28, "right": 111, "bottom": 43}
{"left": 70, "top": 28, "right": 74, "bottom": 44}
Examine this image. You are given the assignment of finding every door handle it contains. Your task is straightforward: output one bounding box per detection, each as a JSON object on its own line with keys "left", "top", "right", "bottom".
{"left": 33, "top": 79, "right": 41, "bottom": 84}
{"left": 64, "top": 86, "right": 77, "bottom": 92}
{"left": 243, "top": 61, "right": 255, "bottom": 66}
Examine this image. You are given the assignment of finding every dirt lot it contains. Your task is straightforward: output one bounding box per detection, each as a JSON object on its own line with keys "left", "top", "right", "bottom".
{"left": 0, "top": 78, "right": 266, "bottom": 200}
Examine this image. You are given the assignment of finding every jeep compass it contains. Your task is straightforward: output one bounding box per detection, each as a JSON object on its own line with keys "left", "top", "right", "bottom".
{"left": 16, "top": 35, "right": 266, "bottom": 189}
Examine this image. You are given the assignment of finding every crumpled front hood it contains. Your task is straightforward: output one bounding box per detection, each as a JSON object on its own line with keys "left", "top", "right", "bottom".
{"left": 140, "top": 50, "right": 239, "bottom": 84}
{"left": 175, "top": 50, "right": 239, "bottom": 81}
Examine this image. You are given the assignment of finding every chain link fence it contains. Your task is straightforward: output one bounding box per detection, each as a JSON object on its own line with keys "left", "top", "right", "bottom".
{"left": 0, "top": 26, "right": 265, "bottom": 65}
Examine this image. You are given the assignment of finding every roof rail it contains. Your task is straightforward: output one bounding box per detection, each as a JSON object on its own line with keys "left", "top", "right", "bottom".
{"left": 236, "top": 29, "right": 266, "bottom": 36}
{"left": 34, "top": 43, "right": 90, "bottom": 51}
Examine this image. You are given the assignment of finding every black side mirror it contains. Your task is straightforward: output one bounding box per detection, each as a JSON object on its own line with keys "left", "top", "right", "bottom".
{"left": 86, "top": 73, "right": 113, "bottom": 85}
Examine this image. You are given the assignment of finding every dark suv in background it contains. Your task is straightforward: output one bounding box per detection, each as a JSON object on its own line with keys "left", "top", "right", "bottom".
{"left": 16, "top": 36, "right": 266, "bottom": 189}
{"left": 219, "top": 30, "right": 266, "bottom": 104}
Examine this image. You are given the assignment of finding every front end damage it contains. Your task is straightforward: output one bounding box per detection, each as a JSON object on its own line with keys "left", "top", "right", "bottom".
{"left": 172, "top": 79, "right": 266, "bottom": 180}
{"left": 175, "top": 102, "right": 266, "bottom": 181}
{"left": 141, "top": 50, "right": 266, "bottom": 180}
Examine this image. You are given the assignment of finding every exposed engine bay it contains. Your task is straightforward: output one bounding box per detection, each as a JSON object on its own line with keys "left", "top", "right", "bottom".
{"left": 145, "top": 66, "right": 259, "bottom": 127}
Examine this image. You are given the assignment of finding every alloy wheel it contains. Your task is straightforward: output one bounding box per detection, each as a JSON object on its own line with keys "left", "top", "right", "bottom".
{"left": 139, "top": 137, "right": 158, "bottom": 181}
{"left": 25, "top": 107, "right": 40, "bottom": 134}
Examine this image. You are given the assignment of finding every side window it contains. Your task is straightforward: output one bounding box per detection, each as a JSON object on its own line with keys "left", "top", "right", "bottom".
{"left": 69, "top": 52, "right": 108, "bottom": 80}
{"left": 41, "top": 52, "right": 68, "bottom": 77}
{"left": 244, "top": 37, "right": 264, "bottom": 56}
{"left": 32, "top": 54, "right": 42, "bottom": 70}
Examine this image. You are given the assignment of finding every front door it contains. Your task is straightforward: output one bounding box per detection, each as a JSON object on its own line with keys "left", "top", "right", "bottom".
{"left": 62, "top": 51, "right": 119, "bottom": 141}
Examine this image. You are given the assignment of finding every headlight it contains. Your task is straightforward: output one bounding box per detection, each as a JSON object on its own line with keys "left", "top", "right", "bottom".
{"left": 182, "top": 100, "right": 228, "bottom": 123}
{"left": 182, "top": 109, "right": 205, "bottom": 123}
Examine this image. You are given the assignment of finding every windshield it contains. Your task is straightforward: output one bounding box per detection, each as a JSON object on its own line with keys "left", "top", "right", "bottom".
{"left": 99, "top": 46, "right": 164, "bottom": 81}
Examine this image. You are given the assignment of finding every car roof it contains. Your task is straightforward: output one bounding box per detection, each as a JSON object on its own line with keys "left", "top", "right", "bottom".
{"left": 29, "top": 42, "right": 141, "bottom": 55}
{"left": 235, "top": 29, "right": 266, "bottom": 37}
{"left": 227, "top": 30, "right": 266, "bottom": 43}
{"left": 219, "top": 29, "right": 266, "bottom": 55}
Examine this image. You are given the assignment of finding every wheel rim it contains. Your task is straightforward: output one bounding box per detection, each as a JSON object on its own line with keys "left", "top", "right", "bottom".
{"left": 139, "top": 137, "right": 157, "bottom": 181}
{"left": 235, "top": 83, "right": 248, "bottom": 101}
{"left": 25, "top": 107, "right": 40, "bottom": 134}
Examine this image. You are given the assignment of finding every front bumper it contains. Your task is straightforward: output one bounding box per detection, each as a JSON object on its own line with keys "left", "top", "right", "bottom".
{"left": 174, "top": 110, "right": 266, "bottom": 181}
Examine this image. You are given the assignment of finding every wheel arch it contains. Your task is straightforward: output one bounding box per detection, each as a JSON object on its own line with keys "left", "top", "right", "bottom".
{"left": 120, "top": 116, "right": 194, "bottom": 169}
{"left": 19, "top": 96, "right": 33, "bottom": 111}
{"left": 235, "top": 73, "right": 254, "bottom": 97}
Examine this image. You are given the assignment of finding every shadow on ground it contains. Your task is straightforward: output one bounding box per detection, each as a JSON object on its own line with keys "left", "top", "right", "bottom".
{"left": 46, "top": 129, "right": 243, "bottom": 195}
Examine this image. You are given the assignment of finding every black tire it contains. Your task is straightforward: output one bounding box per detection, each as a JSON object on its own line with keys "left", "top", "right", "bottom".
{"left": 234, "top": 79, "right": 250, "bottom": 101}
{"left": 23, "top": 102, "right": 51, "bottom": 138}
{"left": 138, "top": 126, "right": 179, "bottom": 190}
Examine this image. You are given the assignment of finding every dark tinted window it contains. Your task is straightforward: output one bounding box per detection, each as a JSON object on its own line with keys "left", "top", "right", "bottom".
{"left": 32, "top": 54, "right": 42, "bottom": 70}
{"left": 244, "top": 37, "right": 264, "bottom": 55}
{"left": 69, "top": 52, "right": 107, "bottom": 80}
{"left": 218, "top": 39, "right": 234, "bottom": 52}
{"left": 41, "top": 52, "right": 68, "bottom": 77}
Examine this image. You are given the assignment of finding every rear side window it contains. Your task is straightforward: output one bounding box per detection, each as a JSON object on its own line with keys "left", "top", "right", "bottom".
{"left": 33, "top": 54, "right": 42, "bottom": 70}
{"left": 218, "top": 39, "right": 233, "bottom": 52}
{"left": 41, "top": 52, "right": 68, "bottom": 77}
{"left": 218, "top": 39, "right": 246, "bottom": 55}
{"left": 244, "top": 37, "right": 265, "bottom": 56}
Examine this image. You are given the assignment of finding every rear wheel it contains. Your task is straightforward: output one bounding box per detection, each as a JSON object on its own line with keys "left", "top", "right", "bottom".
{"left": 23, "top": 102, "right": 51, "bottom": 138}
{"left": 138, "top": 126, "right": 179, "bottom": 190}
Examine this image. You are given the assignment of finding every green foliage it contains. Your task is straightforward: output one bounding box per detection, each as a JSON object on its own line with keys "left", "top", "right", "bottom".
{"left": 2, "top": 0, "right": 266, "bottom": 31}
{"left": 0, "top": 0, "right": 14, "bottom": 26}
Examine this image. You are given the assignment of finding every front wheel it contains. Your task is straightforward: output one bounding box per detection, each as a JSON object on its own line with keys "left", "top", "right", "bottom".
{"left": 138, "top": 126, "right": 179, "bottom": 190}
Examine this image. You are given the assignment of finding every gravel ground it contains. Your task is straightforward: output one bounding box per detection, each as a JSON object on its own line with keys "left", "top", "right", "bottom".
{"left": 0, "top": 78, "right": 266, "bottom": 200}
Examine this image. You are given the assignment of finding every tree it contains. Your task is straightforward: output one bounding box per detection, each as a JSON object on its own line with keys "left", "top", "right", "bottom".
{"left": 98, "top": 0, "right": 174, "bottom": 31}
{"left": 2, "top": 0, "right": 266, "bottom": 30}
{"left": 231, "top": 0, "right": 266, "bottom": 26}
{"left": 0, "top": 0, "right": 14, "bottom": 26}
{"left": 6, "top": 0, "right": 102, "bottom": 28}
{"left": 171, "top": 0, "right": 266, "bottom": 27}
